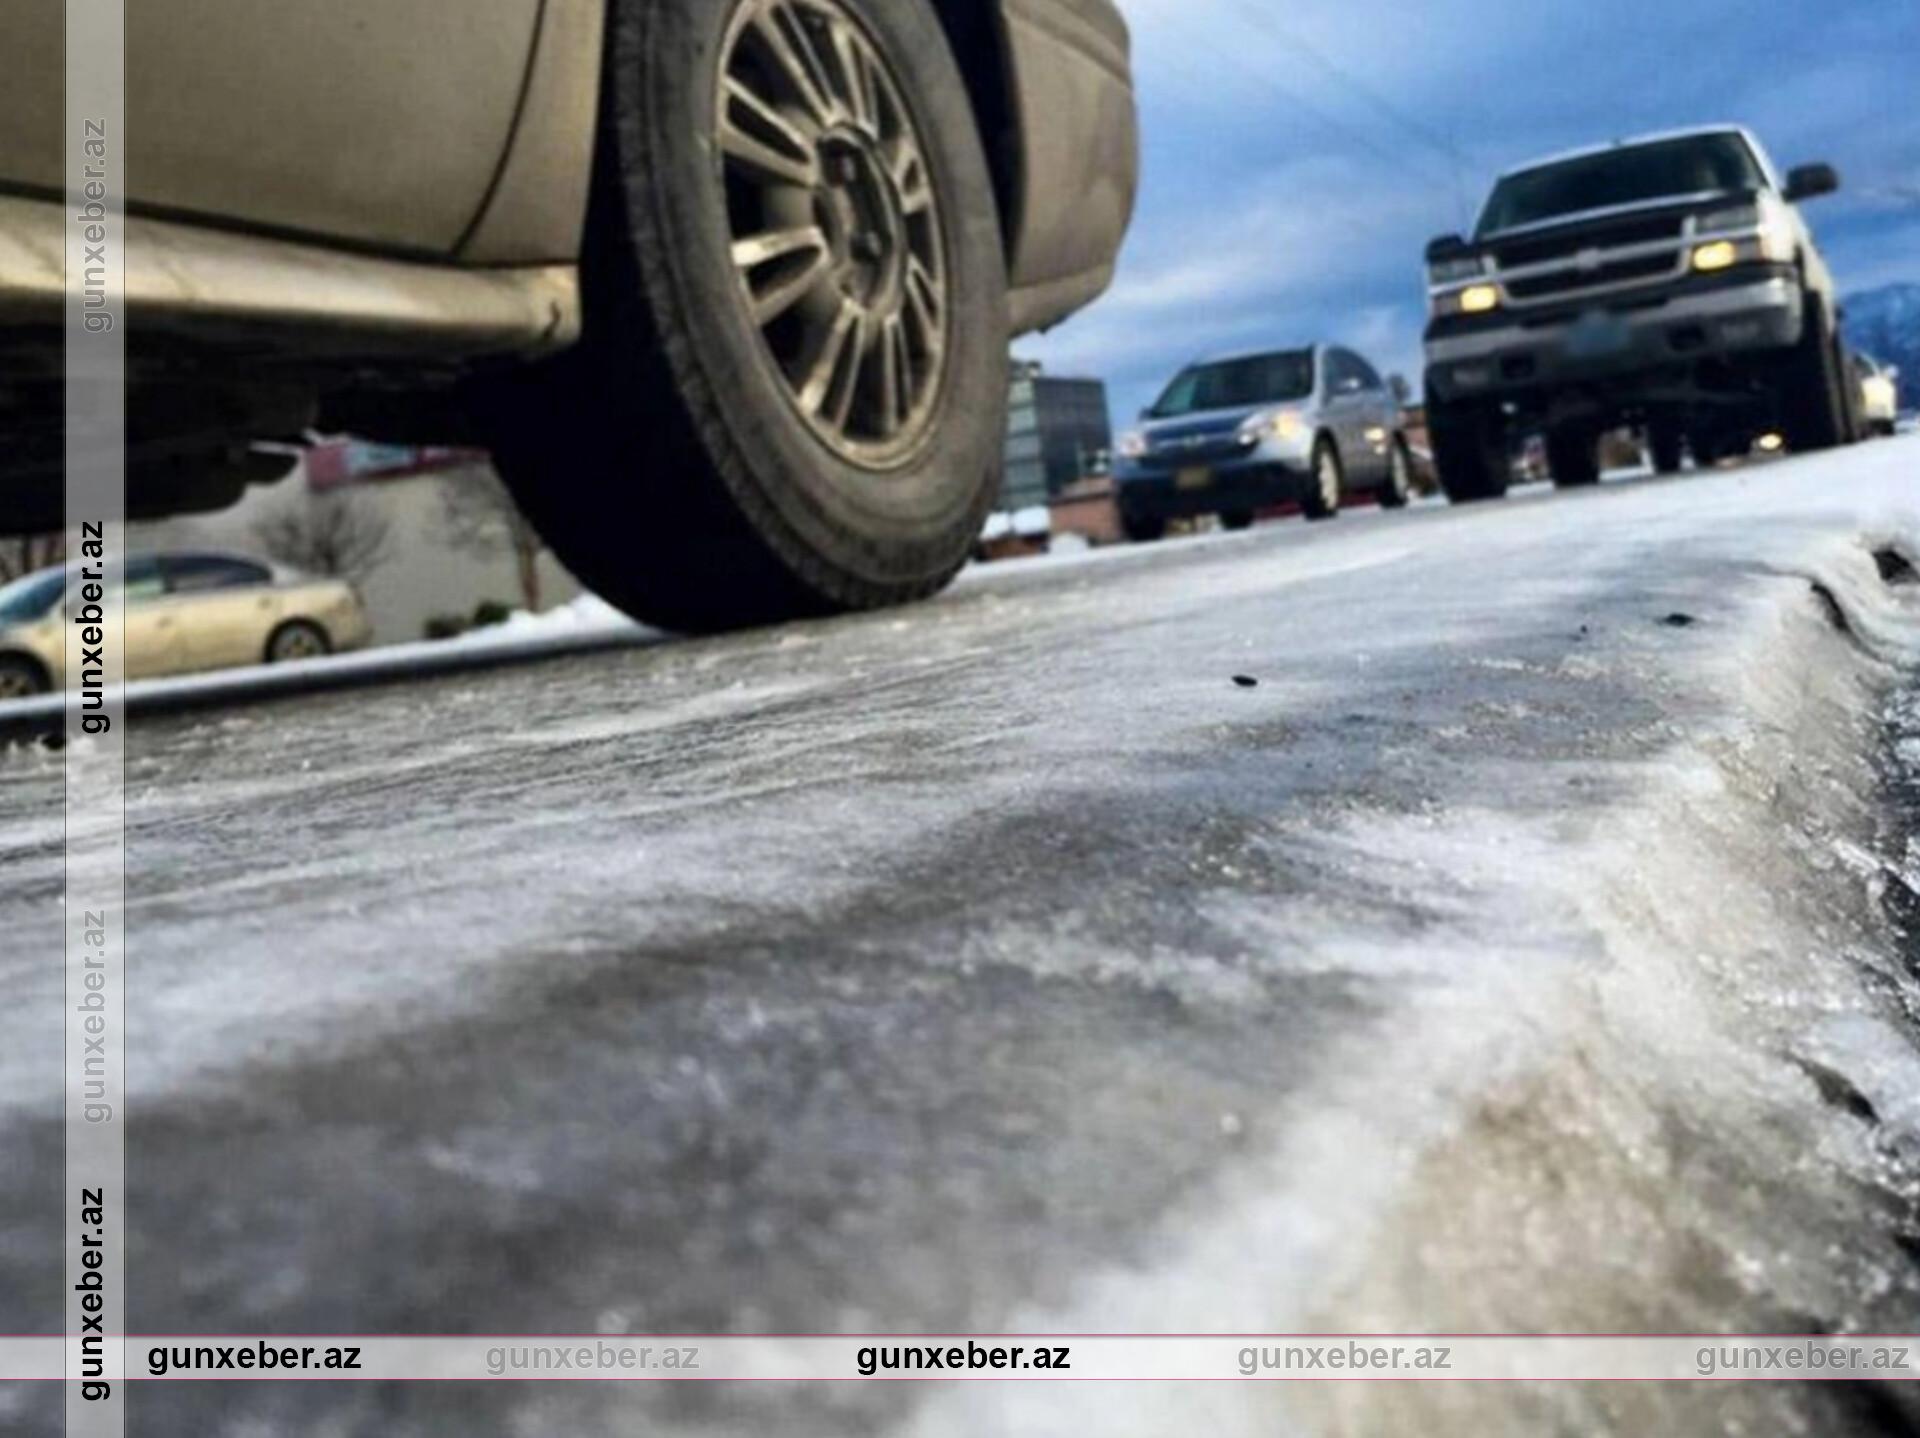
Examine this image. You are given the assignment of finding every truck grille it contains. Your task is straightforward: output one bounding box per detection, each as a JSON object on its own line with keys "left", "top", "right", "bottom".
{"left": 1505, "top": 252, "right": 1679, "bottom": 300}
{"left": 1492, "top": 214, "right": 1686, "bottom": 270}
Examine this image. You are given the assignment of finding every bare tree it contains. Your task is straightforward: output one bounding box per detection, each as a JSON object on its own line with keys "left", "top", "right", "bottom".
{"left": 253, "top": 490, "right": 393, "bottom": 584}
{"left": 438, "top": 467, "right": 547, "bottom": 613}
{"left": 0, "top": 533, "right": 66, "bottom": 584}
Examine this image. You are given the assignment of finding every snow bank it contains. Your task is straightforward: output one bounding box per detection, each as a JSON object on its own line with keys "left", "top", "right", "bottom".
{"left": 0, "top": 593, "right": 655, "bottom": 733}
{"left": 912, "top": 455, "right": 1920, "bottom": 1437}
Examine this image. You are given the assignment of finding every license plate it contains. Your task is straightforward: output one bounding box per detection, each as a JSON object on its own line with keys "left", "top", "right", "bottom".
{"left": 1565, "top": 311, "right": 1630, "bottom": 359}
{"left": 1175, "top": 466, "right": 1213, "bottom": 491}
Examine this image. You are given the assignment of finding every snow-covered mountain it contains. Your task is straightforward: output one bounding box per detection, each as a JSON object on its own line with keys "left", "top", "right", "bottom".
{"left": 1844, "top": 284, "right": 1920, "bottom": 411}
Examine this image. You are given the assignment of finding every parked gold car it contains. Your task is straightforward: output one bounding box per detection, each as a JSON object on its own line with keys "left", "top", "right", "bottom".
{"left": 1, "top": 0, "right": 1139, "bottom": 632}
{"left": 0, "top": 553, "right": 372, "bottom": 699}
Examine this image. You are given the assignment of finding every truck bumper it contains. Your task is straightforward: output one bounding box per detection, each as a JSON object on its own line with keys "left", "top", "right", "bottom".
{"left": 1424, "top": 271, "right": 1804, "bottom": 405}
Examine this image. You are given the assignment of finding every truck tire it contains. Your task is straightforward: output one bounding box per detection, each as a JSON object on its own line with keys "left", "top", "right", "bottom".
{"left": 1547, "top": 425, "right": 1600, "bottom": 488}
{"left": 1429, "top": 402, "right": 1509, "bottom": 504}
{"left": 484, "top": 0, "right": 1009, "bottom": 633}
{"left": 1779, "top": 296, "right": 1852, "bottom": 455}
{"left": 1219, "top": 509, "right": 1256, "bottom": 532}
{"left": 1121, "top": 511, "right": 1166, "bottom": 544}
{"left": 1648, "top": 422, "right": 1685, "bottom": 475}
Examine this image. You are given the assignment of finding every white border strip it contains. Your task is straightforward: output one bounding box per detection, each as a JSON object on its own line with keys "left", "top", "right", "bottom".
{"left": 5, "top": 1336, "right": 1920, "bottom": 1384}
{"left": 66, "top": 1, "right": 127, "bottom": 1434}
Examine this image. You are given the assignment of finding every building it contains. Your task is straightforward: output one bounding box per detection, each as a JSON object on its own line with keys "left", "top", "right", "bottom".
{"left": 1002, "top": 362, "right": 1112, "bottom": 511}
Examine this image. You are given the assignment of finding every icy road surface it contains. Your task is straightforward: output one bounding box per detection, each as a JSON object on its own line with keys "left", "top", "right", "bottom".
{"left": 6, "top": 443, "right": 1920, "bottom": 1436}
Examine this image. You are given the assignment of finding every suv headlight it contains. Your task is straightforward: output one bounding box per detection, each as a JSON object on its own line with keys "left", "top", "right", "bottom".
{"left": 1116, "top": 430, "right": 1148, "bottom": 459}
{"left": 1238, "top": 409, "right": 1306, "bottom": 445}
{"left": 1429, "top": 254, "right": 1486, "bottom": 285}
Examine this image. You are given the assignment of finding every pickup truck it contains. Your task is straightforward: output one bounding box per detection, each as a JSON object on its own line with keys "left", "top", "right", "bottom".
{"left": 1421, "top": 126, "right": 1857, "bottom": 500}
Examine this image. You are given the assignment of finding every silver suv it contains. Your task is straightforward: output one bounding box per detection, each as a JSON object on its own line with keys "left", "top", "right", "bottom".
{"left": 1422, "top": 126, "right": 1857, "bottom": 499}
{"left": 1113, "top": 344, "right": 1415, "bottom": 541}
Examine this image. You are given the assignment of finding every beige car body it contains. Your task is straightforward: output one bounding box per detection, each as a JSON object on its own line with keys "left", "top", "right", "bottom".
{"left": 0, "top": 0, "right": 1138, "bottom": 532}
{"left": 0, "top": 554, "right": 372, "bottom": 690}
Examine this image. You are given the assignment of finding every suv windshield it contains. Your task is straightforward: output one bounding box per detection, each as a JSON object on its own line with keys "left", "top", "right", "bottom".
{"left": 1478, "top": 133, "right": 1765, "bottom": 237}
{"left": 1150, "top": 350, "right": 1315, "bottom": 418}
{"left": 0, "top": 568, "right": 66, "bottom": 626}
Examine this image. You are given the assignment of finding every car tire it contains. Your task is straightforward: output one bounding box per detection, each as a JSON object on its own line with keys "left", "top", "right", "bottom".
{"left": 0, "top": 654, "right": 51, "bottom": 701}
{"left": 1378, "top": 437, "right": 1414, "bottom": 509}
{"left": 265, "top": 620, "right": 332, "bottom": 665}
{"left": 1780, "top": 295, "right": 1853, "bottom": 454}
{"left": 1219, "top": 509, "right": 1255, "bottom": 532}
{"left": 1648, "top": 422, "right": 1685, "bottom": 475}
{"left": 1121, "top": 511, "right": 1167, "bottom": 544}
{"left": 1302, "top": 438, "right": 1343, "bottom": 521}
{"left": 481, "top": 0, "right": 1008, "bottom": 634}
{"left": 1430, "top": 402, "right": 1509, "bottom": 504}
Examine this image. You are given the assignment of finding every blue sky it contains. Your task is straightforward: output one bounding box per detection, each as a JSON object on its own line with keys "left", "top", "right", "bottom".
{"left": 1019, "top": 0, "right": 1920, "bottom": 424}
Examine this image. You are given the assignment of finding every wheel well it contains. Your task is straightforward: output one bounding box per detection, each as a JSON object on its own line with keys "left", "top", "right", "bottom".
{"left": 0, "top": 650, "right": 52, "bottom": 690}
{"left": 928, "top": 0, "right": 1020, "bottom": 254}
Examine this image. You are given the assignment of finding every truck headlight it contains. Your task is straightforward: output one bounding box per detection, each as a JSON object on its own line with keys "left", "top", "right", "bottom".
{"left": 1429, "top": 255, "right": 1486, "bottom": 285}
{"left": 1116, "top": 430, "right": 1148, "bottom": 459}
{"left": 1691, "top": 240, "right": 1741, "bottom": 273}
{"left": 1431, "top": 283, "right": 1502, "bottom": 320}
{"left": 1695, "top": 203, "right": 1760, "bottom": 234}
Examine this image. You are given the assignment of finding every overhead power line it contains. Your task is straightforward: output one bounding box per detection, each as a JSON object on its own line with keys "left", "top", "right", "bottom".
{"left": 1169, "top": 26, "right": 1467, "bottom": 214}
{"left": 1219, "top": 1, "right": 1479, "bottom": 229}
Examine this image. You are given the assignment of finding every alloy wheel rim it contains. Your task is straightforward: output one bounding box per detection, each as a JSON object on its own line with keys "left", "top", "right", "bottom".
{"left": 1391, "top": 447, "right": 1409, "bottom": 497}
{"left": 716, "top": 0, "right": 950, "bottom": 469}
{"left": 1319, "top": 451, "right": 1340, "bottom": 509}
{"left": 275, "top": 630, "right": 322, "bottom": 662}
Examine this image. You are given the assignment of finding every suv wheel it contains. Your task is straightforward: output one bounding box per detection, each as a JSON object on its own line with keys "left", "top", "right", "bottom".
{"left": 1219, "top": 509, "right": 1256, "bottom": 532}
{"left": 1121, "top": 511, "right": 1167, "bottom": 544}
{"left": 1429, "top": 401, "right": 1509, "bottom": 504}
{"left": 1547, "top": 425, "right": 1600, "bottom": 488}
{"left": 1302, "top": 438, "right": 1343, "bottom": 521}
{"left": 1379, "top": 437, "right": 1414, "bottom": 509}
{"left": 484, "top": 0, "right": 1008, "bottom": 633}
{"left": 1780, "top": 296, "right": 1853, "bottom": 454}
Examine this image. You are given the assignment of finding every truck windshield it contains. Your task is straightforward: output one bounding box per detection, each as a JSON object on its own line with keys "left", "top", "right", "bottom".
{"left": 1150, "top": 351, "right": 1314, "bottom": 418}
{"left": 0, "top": 568, "right": 66, "bottom": 626}
{"left": 1478, "top": 134, "right": 1765, "bottom": 237}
